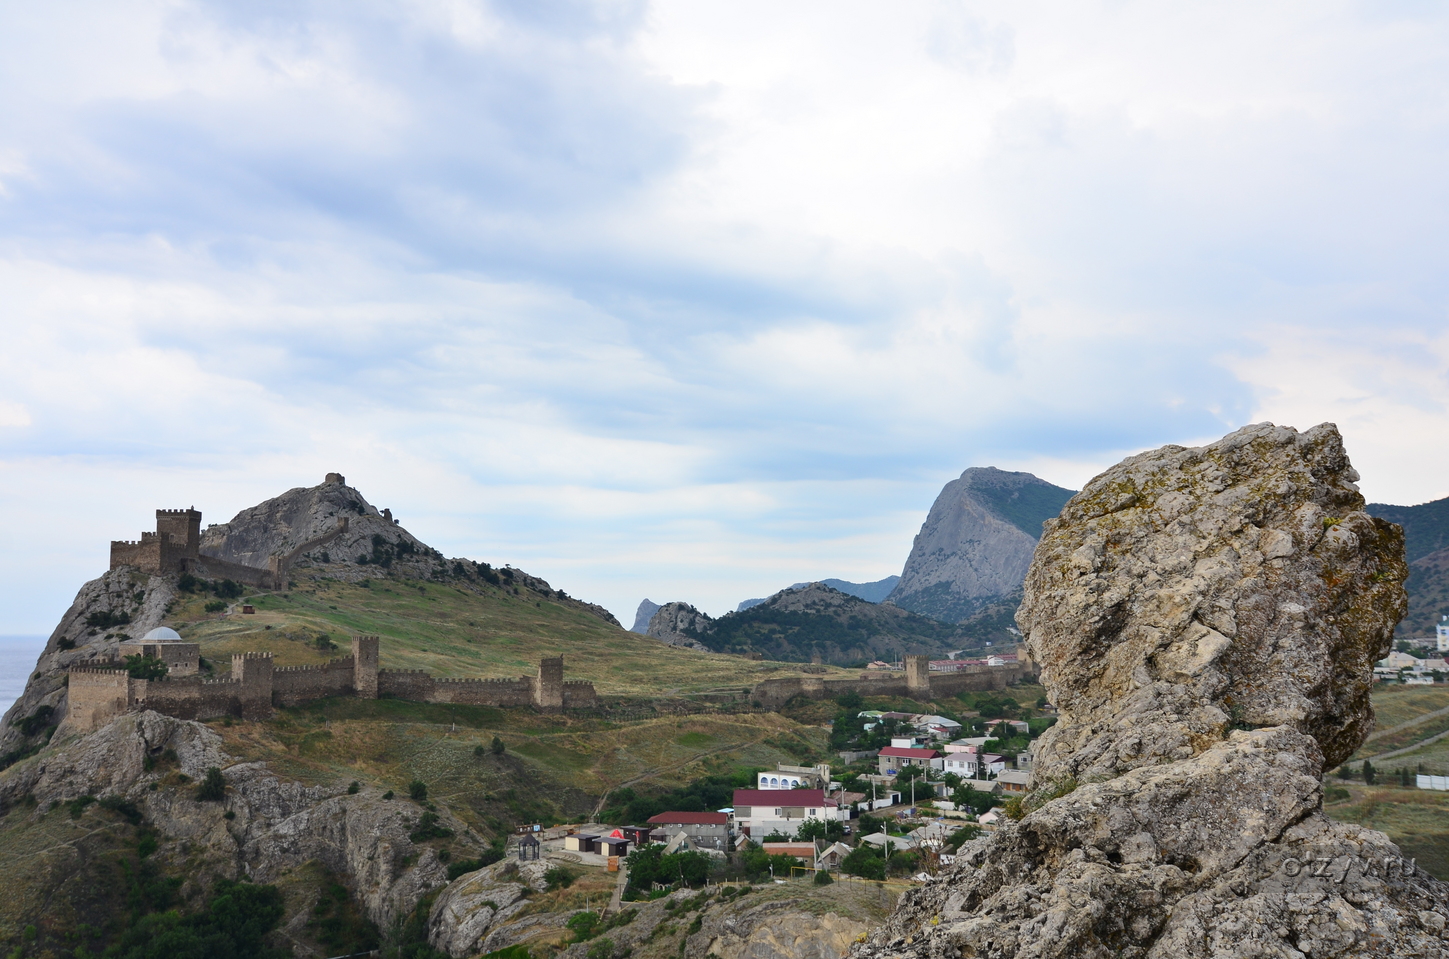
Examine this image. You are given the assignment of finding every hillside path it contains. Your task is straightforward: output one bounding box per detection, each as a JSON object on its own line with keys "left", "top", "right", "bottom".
{"left": 1359, "top": 725, "right": 1449, "bottom": 764}
{"left": 1363, "top": 702, "right": 1449, "bottom": 743}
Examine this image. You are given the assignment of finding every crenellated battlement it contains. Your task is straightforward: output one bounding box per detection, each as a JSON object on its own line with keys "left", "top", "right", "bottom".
{"left": 66, "top": 637, "right": 595, "bottom": 731}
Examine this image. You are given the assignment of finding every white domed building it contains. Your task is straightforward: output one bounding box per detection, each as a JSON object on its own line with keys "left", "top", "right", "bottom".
{"left": 117, "top": 626, "right": 200, "bottom": 675}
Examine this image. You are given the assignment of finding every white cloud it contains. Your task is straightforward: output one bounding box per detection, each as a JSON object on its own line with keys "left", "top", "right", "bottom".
{"left": 0, "top": 0, "right": 1448, "bottom": 629}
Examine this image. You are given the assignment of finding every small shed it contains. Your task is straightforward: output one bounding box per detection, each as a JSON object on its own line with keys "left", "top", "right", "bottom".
{"left": 598, "top": 836, "right": 630, "bottom": 857}
{"left": 517, "top": 834, "right": 541, "bottom": 860}
{"left": 621, "top": 825, "right": 653, "bottom": 845}
{"left": 564, "top": 834, "right": 599, "bottom": 853}
{"left": 241, "top": 604, "right": 256, "bottom": 614}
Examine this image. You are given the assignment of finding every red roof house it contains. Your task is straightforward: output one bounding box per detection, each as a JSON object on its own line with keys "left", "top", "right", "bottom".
{"left": 646, "top": 811, "right": 729, "bottom": 825}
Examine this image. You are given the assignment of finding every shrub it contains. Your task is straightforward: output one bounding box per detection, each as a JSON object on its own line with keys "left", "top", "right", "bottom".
{"left": 813, "top": 869, "right": 833, "bottom": 885}
{"left": 383, "top": 790, "right": 394, "bottom": 800}
{"left": 587, "top": 938, "right": 616, "bottom": 959}
{"left": 124, "top": 655, "right": 169, "bottom": 680}
{"left": 348, "top": 781, "right": 360, "bottom": 795}
{"left": 195, "top": 766, "right": 227, "bottom": 801}
{"left": 1363, "top": 761, "right": 1376, "bottom": 786}
{"left": 409, "top": 811, "right": 455, "bottom": 843}
{"left": 214, "top": 578, "right": 244, "bottom": 599}
{"left": 567, "top": 910, "right": 601, "bottom": 941}
{"left": 545, "top": 866, "right": 577, "bottom": 890}
{"left": 85, "top": 609, "right": 132, "bottom": 629}
{"left": 204, "top": 600, "right": 227, "bottom": 613}
{"left": 1324, "top": 786, "right": 1351, "bottom": 803}
{"left": 177, "top": 573, "right": 199, "bottom": 592}
{"left": 56, "top": 636, "right": 76, "bottom": 651}
{"left": 410, "top": 780, "right": 428, "bottom": 801}
{"left": 841, "top": 846, "right": 886, "bottom": 880}
{"left": 17, "top": 704, "right": 55, "bottom": 737}
{"left": 99, "top": 794, "right": 143, "bottom": 825}
{"left": 491, "top": 736, "right": 506, "bottom": 756}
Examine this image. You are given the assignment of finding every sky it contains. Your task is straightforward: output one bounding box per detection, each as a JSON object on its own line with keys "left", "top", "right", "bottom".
{"left": 3, "top": 0, "right": 1449, "bottom": 632}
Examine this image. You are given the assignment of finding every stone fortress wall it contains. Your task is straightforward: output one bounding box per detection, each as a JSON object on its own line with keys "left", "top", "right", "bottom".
{"left": 108, "top": 505, "right": 350, "bottom": 589}
{"left": 748, "top": 652, "right": 1031, "bottom": 709}
{"left": 64, "top": 635, "right": 598, "bottom": 733}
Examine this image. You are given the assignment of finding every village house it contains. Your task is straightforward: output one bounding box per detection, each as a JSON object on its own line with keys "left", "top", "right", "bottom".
{"left": 645, "top": 811, "right": 729, "bottom": 849}
{"left": 996, "top": 770, "right": 1030, "bottom": 794}
{"left": 762, "top": 840, "right": 821, "bottom": 863}
{"left": 878, "top": 746, "right": 941, "bottom": 776}
{"left": 731, "top": 789, "right": 844, "bottom": 838}
{"left": 755, "top": 763, "right": 832, "bottom": 790}
{"left": 816, "top": 841, "right": 852, "bottom": 872}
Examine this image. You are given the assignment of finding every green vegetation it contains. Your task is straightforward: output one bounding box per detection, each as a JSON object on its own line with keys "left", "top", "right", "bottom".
{"left": 102, "top": 879, "right": 288, "bottom": 959}
{"left": 124, "top": 655, "right": 169, "bottom": 681}
{"left": 308, "top": 879, "right": 381, "bottom": 956}
{"left": 624, "top": 844, "right": 713, "bottom": 896}
{"left": 600, "top": 769, "right": 760, "bottom": 825}
{"left": 194, "top": 767, "right": 227, "bottom": 802}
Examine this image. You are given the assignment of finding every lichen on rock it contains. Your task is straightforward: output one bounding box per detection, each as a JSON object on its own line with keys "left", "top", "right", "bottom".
{"left": 850, "top": 423, "right": 1448, "bottom": 959}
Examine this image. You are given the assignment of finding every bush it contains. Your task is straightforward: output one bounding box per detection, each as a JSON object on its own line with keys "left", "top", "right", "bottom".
{"left": 491, "top": 736, "right": 506, "bottom": 756}
{"left": 567, "top": 911, "right": 601, "bottom": 942}
{"left": 85, "top": 609, "right": 132, "bottom": 629}
{"left": 204, "top": 600, "right": 227, "bottom": 613}
{"left": 1324, "top": 786, "right": 1351, "bottom": 803}
{"left": 104, "top": 878, "right": 289, "bottom": 958}
{"left": 409, "top": 811, "right": 455, "bottom": 843}
{"left": 544, "top": 867, "right": 576, "bottom": 890}
{"left": 214, "top": 579, "right": 244, "bottom": 599}
{"left": 348, "top": 781, "right": 361, "bottom": 795}
{"left": 841, "top": 846, "right": 885, "bottom": 880}
{"left": 1363, "top": 761, "right": 1376, "bottom": 786}
{"left": 409, "top": 780, "right": 428, "bottom": 801}
{"left": 813, "top": 869, "right": 833, "bottom": 885}
{"left": 177, "top": 573, "right": 199, "bottom": 593}
{"left": 195, "top": 767, "right": 227, "bottom": 802}
{"left": 383, "top": 790, "right": 395, "bottom": 800}
{"left": 125, "top": 655, "right": 169, "bottom": 680}
{"left": 586, "top": 938, "right": 616, "bottom": 959}
{"left": 17, "top": 704, "right": 55, "bottom": 737}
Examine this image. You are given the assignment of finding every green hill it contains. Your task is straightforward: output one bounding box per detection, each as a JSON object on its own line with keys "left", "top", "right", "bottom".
{"left": 1369, "top": 496, "right": 1449, "bottom": 637}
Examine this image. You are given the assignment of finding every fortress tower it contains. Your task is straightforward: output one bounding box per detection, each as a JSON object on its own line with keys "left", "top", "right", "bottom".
{"left": 353, "top": 635, "right": 379, "bottom": 698}
{"left": 534, "top": 656, "right": 565, "bottom": 710}
{"left": 905, "top": 654, "right": 932, "bottom": 700}
{"left": 110, "top": 507, "right": 202, "bottom": 574}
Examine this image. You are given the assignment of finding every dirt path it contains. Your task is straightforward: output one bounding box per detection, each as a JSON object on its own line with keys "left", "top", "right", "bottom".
{"left": 1364, "top": 703, "right": 1449, "bottom": 744}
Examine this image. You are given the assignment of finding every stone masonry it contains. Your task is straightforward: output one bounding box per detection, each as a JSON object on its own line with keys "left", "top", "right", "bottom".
{"left": 63, "top": 635, "right": 597, "bottom": 734}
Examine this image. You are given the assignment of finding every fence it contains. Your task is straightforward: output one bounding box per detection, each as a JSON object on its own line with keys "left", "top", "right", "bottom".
{"left": 1417, "top": 775, "right": 1449, "bottom": 791}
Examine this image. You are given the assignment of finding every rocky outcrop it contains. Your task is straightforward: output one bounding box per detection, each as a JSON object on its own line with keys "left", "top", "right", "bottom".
{"left": 738, "top": 576, "right": 901, "bottom": 611}
{"left": 647, "top": 602, "right": 714, "bottom": 651}
{"left": 427, "top": 858, "right": 551, "bottom": 956}
{"left": 633, "top": 598, "right": 663, "bottom": 634}
{"left": 0, "top": 710, "right": 472, "bottom": 930}
{"left": 852, "top": 423, "right": 1449, "bottom": 959}
{"left": 888, "top": 467, "right": 1074, "bottom": 623}
{"left": 0, "top": 568, "right": 176, "bottom": 758}
{"left": 695, "top": 899, "right": 869, "bottom": 959}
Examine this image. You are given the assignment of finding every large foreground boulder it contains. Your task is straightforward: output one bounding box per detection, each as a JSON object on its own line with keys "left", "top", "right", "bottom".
{"left": 853, "top": 423, "right": 1449, "bottom": 958}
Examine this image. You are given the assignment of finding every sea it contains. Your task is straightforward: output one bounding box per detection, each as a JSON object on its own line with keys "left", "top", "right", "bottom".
{"left": 0, "top": 635, "right": 47, "bottom": 718}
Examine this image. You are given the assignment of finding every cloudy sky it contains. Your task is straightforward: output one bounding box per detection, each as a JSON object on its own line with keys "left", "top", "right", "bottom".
{"left": 3, "top": 0, "right": 1448, "bottom": 632}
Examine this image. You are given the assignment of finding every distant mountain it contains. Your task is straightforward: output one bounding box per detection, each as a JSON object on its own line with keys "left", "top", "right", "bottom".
{"left": 1368, "top": 496, "right": 1449, "bottom": 638}
{"left": 887, "top": 467, "right": 1075, "bottom": 623}
{"left": 657, "top": 583, "right": 982, "bottom": 665}
{"left": 736, "top": 575, "right": 900, "bottom": 611}
{"left": 631, "top": 598, "right": 662, "bottom": 634}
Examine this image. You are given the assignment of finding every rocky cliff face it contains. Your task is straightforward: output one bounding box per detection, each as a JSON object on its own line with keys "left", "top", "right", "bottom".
{"left": 0, "top": 710, "right": 471, "bottom": 932}
{"left": 852, "top": 423, "right": 1449, "bottom": 959}
{"left": 646, "top": 601, "right": 713, "bottom": 651}
{"left": 0, "top": 568, "right": 176, "bottom": 760}
{"left": 888, "top": 467, "right": 1074, "bottom": 623}
{"left": 633, "top": 598, "right": 662, "bottom": 633}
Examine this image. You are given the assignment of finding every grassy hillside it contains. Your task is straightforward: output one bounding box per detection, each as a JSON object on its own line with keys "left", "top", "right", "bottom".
{"left": 163, "top": 572, "right": 857, "bottom": 696}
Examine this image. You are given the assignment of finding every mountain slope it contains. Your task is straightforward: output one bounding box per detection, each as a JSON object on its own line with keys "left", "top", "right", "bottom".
{"left": 736, "top": 575, "right": 899, "bottom": 611}
{"left": 657, "top": 583, "right": 979, "bottom": 665}
{"left": 1369, "top": 495, "right": 1449, "bottom": 638}
{"left": 887, "top": 467, "right": 1075, "bottom": 623}
{"left": 0, "top": 476, "right": 841, "bottom": 761}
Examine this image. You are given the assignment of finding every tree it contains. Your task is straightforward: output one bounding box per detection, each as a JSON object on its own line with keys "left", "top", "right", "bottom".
{"left": 195, "top": 767, "right": 227, "bottom": 802}
{"left": 409, "top": 780, "right": 428, "bottom": 801}
{"left": 841, "top": 845, "right": 886, "bottom": 880}
{"left": 1363, "top": 760, "right": 1376, "bottom": 786}
{"left": 491, "top": 736, "right": 506, "bottom": 756}
{"left": 124, "top": 654, "right": 169, "bottom": 681}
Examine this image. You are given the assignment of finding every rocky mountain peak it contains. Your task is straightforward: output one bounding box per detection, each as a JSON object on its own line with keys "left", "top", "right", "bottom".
{"left": 851, "top": 423, "right": 1445, "bottom": 959}
{"left": 644, "top": 601, "right": 712, "bottom": 651}
{"left": 887, "top": 467, "right": 1075, "bottom": 623}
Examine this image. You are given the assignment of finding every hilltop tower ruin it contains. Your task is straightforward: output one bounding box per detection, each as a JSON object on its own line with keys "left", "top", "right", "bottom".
{"left": 905, "top": 654, "right": 931, "bottom": 700}
{"left": 110, "top": 508, "right": 202, "bottom": 574}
